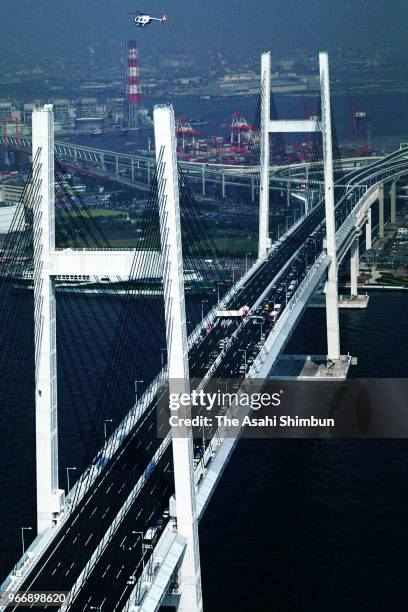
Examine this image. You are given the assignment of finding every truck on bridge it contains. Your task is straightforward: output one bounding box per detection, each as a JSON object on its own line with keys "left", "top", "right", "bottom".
{"left": 216, "top": 305, "right": 249, "bottom": 318}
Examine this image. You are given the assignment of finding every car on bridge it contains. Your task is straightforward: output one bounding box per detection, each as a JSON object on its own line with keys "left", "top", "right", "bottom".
{"left": 143, "top": 527, "right": 160, "bottom": 550}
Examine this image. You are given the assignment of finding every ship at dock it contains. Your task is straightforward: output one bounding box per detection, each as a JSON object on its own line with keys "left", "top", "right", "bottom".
{"left": 12, "top": 269, "right": 218, "bottom": 296}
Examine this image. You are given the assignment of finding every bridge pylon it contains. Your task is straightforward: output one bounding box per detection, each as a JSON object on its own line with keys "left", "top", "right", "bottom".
{"left": 153, "top": 104, "right": 203, "bottom": 612}
{"left": 257, "top": 52, "right": 320, "bottom": 259}
{"left": 319, "top": 52, "right": 341, "bottom": 361}
{"left": 258, "top": 52, "right": 271, "bottom": 259}
{"left": 31, "top": 105, "right": 140, "bottom": 535}
{"left": 258, "top": 50, "right": 342, "bottom": 365}
{"left": 32, "top": 105, "right": 64, "bottom": 534}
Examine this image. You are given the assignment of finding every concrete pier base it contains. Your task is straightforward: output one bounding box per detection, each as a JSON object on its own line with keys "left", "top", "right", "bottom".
{"left": 268, "top": 354, "right": 352, "bottom": 380}
{"left": 309, "top": 293, "right": 369, "bottom": 309}
{"left": 339, "top": 294, "right": 369, "bottom": 308}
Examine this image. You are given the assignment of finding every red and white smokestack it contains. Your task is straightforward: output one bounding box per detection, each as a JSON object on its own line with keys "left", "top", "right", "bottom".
{"left": 127, "top": 41, "right": 143, "bottom": 107}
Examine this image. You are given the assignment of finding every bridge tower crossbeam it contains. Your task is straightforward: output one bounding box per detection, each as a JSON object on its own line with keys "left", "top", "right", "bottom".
{"left": 258, "top": 52, "right": 320, "bottom": 259}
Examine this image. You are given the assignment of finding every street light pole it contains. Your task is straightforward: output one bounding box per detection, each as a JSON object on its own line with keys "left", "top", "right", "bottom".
{"left": 161, "top": 348, "right": 167, "bottom": 368}
{"left": 217, "top": 283, "right": 222, "bottom": 304}
{"left": 201, "top": 299, "right": 208, "bottom": 322}
{"left": 238, "top": 348, "right": 247, "bottom": 368}
{"left": 103, "top": 419, "right": 113, "bottom": 441}
{"left": 21, "top": 527, "right": 32, "bottom": 564}
{"left": 66, "top": 467, "right": 77, "bottom": 493}
{"left": 132, "top": 531, "right": 145, "bottom": 569}
{"left": 135, "top": 380, "right": 144, "bottom": 403}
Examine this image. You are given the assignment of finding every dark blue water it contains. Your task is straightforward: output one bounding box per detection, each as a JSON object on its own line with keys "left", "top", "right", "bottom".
{"left": 200, "top": 290, "right": 408, "bottom": 612}
{"left": 67, "top": 90, "right": 408, "bottom": 155}
{"left": 1, "top": 289, "right": 407, "bottom": 611}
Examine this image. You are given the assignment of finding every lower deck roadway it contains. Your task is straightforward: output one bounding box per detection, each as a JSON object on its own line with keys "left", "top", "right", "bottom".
{"left": 70, "top": 450, "right": 173, "bottom": 612}
{"left": 5, "top": 406, "right": 164, "bottom": 610}
{"left": 55, "top": 170, "right": 380, "bottom": 605}
{"left": 8, "top": 198, "right": 328, "bottom": 609}
{"left": 227, "top": 207, "right": 324, "bottom": 311}
{"left": 59, "top": 212, "right": 326, "bottom": 609}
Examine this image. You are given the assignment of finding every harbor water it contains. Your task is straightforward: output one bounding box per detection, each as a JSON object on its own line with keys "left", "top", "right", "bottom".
{"left": 201, "top": 289, "right": 408, "bottom": 611}
{"left": 0, "top": 290, "right": 407, "bottom": 611}
{"left": 1, "top": 89, "right": 408, "bottom": 608}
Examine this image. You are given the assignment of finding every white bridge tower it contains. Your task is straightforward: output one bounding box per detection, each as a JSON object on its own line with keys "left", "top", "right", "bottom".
{"left": 31, "top": 106, "right": 139, "bottom": 534}
{"left": 154, "top": 104, "right": 203, "bottom": 612}
{"left": 258, "top": 51, "right": 341, "bottom": 362}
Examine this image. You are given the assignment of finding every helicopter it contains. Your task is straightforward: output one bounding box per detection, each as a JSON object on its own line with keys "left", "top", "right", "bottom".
{"left": 129, "top": 10, "right": 168, "bottom": 27}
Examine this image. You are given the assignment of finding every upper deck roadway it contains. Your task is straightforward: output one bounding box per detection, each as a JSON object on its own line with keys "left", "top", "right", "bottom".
{"left": 1, "top": 146, "right": 408, "bottom": 612}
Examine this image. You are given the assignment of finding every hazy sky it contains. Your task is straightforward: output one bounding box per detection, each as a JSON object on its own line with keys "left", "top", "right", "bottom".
{"left": 0, "top": 0, "right": 407, "bottom": 60}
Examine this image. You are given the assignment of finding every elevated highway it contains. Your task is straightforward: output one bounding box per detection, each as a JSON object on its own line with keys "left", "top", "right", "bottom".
{"left": 1, "top": 134, "right": 381, "bottom": 201}
{"left": 2, "top": 144, "right": 408, "bottom": 612}
{"left": 1, "top": 48, "right": 408, "bottom": 608}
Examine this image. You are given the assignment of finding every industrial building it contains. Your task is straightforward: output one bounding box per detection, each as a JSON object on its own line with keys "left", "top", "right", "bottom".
{"left": 76, "top": 97, "right": 98, "bottom": 119}
{"left": 0, "top": 204, "right": 17, "bottom": 234}
{"left": 0, "top": 183, "right": 24, "bottom": 204}
{"left": 0, "top": 102, "right": 12, "bottom": 122}
{"left": 195, "top": 75, "right": 307, "bottom": 98}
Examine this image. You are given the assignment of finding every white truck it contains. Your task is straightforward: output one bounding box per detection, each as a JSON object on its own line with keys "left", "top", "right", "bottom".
{"left": 216, "top": 305, "right": 249, "bottom": 319}
{"left": 143, "top": 527, "right": 160, "bottom": 550}
{"left": 271, "top": 310, "right": 279, "bottom": 323}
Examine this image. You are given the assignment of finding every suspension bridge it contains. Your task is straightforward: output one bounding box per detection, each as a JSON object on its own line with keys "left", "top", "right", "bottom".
{"left": 0, "top": 51, "right": 407, "bottom": 612}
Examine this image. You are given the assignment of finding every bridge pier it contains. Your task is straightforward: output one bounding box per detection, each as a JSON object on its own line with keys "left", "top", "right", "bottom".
{"left": 341, "top": 234, "right": 369, "bottom": 308}
{"left": 202, "top": 165, "right": 206, "bottom": 196}
{"left": 221, "top": 171, "right": 226, "bottom": 199}
{"left": 379, "top": 183, "right": 385, "bottom": 238}
{"left": 350, "top": 236, "right": 359, "bottom": 297}
{"left": 390, "top": 179, "right": 397, "bottom": 224}
{"left": 365, "top": 207, "right": 372, "bottom": 250}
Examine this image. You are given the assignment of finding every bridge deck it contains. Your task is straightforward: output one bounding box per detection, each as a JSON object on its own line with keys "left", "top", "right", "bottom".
{"left": 2, "top": 146, "right": 408, "bottom": 612}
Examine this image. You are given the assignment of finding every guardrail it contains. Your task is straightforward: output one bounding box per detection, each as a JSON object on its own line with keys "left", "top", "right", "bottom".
{"left": 121, "top": 250, "right": 332, "bottom": 612}
{"left": 118, "top": 183, "right": 376, "bottom": 611}
{"left": 0, "top": 227, "right": 273, "bottom": 598}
